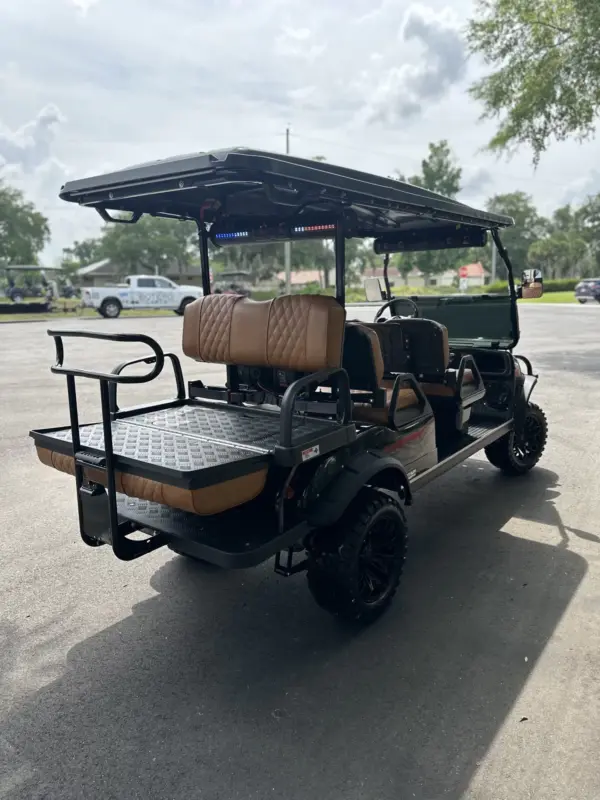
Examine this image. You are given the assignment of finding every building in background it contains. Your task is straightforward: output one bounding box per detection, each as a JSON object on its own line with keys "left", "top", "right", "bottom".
{"left": 457, "top": 262, "right": 489, "bottom": 288}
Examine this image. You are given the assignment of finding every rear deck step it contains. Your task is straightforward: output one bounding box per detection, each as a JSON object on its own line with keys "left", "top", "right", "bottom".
{"left": 116, "top": 494, "right": 309, "bottom": 569}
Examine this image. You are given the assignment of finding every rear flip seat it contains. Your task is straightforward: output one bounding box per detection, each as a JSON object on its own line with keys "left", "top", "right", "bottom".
{"left": 35, "top": 293, "right": 346, "bottom": 515}
{"left": 37, "top": 445, "right": 268, "bottom": 516}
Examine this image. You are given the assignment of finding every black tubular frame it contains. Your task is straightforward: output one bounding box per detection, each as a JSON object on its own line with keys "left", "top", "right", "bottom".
{"left": 278, "top": 367, "right": 351, "bottom": 448}
{"left": 49, "top": 329, "right": 165, "bottom": 382}
{"left": 382, "top": 253, "right": 392, "bottom": 302}
{"left": 48, "top": 329, "right": 170, "bottom": 560}
{"left": 334, "top": 222, "right": 345, "bottom": 306}
{"left": 491, "top": 228, "right": 520, "bottom": 349}
{"left": 198, "top": 223, "right": 212, "bottom": 296}
{"left": 108, "top": 352, "right": 185, "bottom": 414}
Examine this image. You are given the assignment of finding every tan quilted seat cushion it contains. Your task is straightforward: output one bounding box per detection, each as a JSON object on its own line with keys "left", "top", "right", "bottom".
{"left": 182, "top": 293, "right": 345, "bottom": 372}
{"left": 352, "top": 382, "right": 419, "bottom": 426}
{"left": 36, "top": 447, "right": 267, "bottom": 516}
{"left": 420, "top": 369, "right": 475, "bottom": 398}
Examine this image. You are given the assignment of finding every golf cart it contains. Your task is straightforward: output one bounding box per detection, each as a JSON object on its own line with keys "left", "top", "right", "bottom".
{"left": 213, "top": 269, "right": 252, "bottom": 297}
{"left": 30, "top": 148, "right": 547, "bottom": 624}
{"left": 0, "top": 265, "right": 61, "bottom": 314}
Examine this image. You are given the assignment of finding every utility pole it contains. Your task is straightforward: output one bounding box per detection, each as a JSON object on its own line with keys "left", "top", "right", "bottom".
{"left": 284, "top": 125, "right": 291, "bottom": 294}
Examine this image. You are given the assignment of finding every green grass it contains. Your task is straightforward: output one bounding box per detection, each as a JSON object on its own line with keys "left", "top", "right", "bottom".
{"left": 0, "top": 306, "right": 177, "bottom": 323}
{"left": 520, "top": 291, "right": 577, "bottom": 304}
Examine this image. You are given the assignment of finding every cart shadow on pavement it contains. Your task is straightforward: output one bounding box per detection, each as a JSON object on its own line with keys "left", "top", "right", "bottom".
{"left": 0, "top": 462, "right": 588, "bottom": 800}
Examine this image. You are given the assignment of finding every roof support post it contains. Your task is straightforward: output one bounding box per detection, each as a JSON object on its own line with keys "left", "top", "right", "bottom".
{"left": 491, "top": 228, "right": 520, "bottom": 349}
{"left": 197, "top": 222, "right": 212, "bottom": 296}
{"left": 382, "top": 253, "right": 392, "bottom": 301}
{"left": 334, "top": 222, "right": 345, "bottom": 307}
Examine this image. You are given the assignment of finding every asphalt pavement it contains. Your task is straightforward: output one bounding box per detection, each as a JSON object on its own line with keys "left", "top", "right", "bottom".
{"left": 1, "top": 304, "right": 600, "bottom": 800}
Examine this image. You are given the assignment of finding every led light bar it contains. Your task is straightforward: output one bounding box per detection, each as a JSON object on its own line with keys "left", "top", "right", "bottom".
{"left": 211, "top": 219, "right": 338, "bottom": 245}
{"left": 293, "top": 224, "right": 337, "bottom": 234}
{"left": 214, "top": 231, "right": 250, "bottom": 240}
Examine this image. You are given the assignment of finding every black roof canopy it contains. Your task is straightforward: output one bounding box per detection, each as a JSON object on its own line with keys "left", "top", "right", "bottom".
{"left": 59, "top": 147, "right": 513, "bottom": 237}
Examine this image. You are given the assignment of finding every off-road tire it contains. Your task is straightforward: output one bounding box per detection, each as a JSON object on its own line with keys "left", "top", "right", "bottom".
{"left": 99, "top": 298, "right": 122, "bottom": 318}
{"left": 307, "top": 488, "right": 408, "bottom": 625}
{"left": 485, "top": 402, "right": 548, "bottom": 476}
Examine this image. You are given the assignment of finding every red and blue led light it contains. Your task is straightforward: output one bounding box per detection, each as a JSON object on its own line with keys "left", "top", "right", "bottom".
{"left": 293, "top": 224, "right": 336, "bottom": 234}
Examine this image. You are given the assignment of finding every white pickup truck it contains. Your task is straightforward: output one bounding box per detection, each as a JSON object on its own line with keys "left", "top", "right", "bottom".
{"left": 81, "top": 275, "right": 203, "bottom": 318}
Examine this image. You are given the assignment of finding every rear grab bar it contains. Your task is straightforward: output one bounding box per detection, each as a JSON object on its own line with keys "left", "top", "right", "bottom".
{"left": 48, "top": 329, "right": 165, "bottom": 383}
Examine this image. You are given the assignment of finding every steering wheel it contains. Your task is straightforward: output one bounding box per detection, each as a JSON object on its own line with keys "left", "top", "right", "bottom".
{"left": 374, "top": 297, "right": 419, "bottom": 322}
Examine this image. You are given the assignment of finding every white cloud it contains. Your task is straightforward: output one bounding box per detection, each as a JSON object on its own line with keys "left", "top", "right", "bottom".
{"left": 0, "top": 104, "right": 66, "bottom": 173}
{"left": 0, "top": 0, "right": 599, "bottom": 264}
{"left": 562, "top": 171, "right": 600, "bottom": 205}
{"left": 362, "top": 4, "right": 466, "bottom": 124}
{"left": 275, "top": 26, "right": 325, "bottom": 62}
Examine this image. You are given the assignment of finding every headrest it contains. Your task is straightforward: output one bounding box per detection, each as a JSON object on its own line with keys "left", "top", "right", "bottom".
{"left": 182, "top": 293, "right": 345, "bottom": 372}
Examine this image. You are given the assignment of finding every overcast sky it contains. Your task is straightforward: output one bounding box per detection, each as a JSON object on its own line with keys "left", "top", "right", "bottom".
{"left": 1, "top": 0, "right": 599, "bottom": 264}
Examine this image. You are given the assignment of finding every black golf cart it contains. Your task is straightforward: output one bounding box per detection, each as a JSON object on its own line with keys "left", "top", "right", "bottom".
{"left": 30, "top": 148, "right": 547, "bottom": 624}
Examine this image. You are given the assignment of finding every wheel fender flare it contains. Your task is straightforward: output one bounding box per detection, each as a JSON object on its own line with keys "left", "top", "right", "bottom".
{"left": 306, "top": 452, "right": 412, "bottom": 528}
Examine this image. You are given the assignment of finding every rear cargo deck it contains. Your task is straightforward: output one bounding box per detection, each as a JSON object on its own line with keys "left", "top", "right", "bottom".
{"left": 31, "top": 401, "right": 348, "bottom": 488}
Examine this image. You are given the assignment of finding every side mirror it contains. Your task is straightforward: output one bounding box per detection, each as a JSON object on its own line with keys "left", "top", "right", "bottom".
{"left": 364, "top": 276, "right": 385, "bottom": 303}
{"left": 520, "top": 268, "right": 543, "bottom": 299}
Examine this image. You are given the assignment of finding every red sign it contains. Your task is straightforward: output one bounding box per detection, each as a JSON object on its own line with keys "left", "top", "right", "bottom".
{"left": 458, "top": 266, "right": 469, "bottom": 279}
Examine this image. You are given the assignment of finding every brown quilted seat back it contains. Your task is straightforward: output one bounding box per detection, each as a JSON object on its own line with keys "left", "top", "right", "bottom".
{"left": 182, "top": 293, "right": 346, "bottom": 372}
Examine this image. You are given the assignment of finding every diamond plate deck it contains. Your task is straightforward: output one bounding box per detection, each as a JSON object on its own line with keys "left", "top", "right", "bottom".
{"left": 34, "top": 401, "right": 343, "bottom": 486}
{"left": 45, "top": 420, "right": 264, "bottom": 474}
{"left": 131, "top": 403, "right": 337, "bottom": 449}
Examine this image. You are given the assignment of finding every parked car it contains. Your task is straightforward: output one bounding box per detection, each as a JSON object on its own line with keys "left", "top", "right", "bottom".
{"left": 81, "top": 274, "right": 203, "bottom": 318}
{"left": 575, "top": 278, "right": 600, "bottom": 303}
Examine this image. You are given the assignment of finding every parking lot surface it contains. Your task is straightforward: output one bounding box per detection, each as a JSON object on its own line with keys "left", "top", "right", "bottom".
{"left": 1, "top": 304, "right": 600, "bottom": 800}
